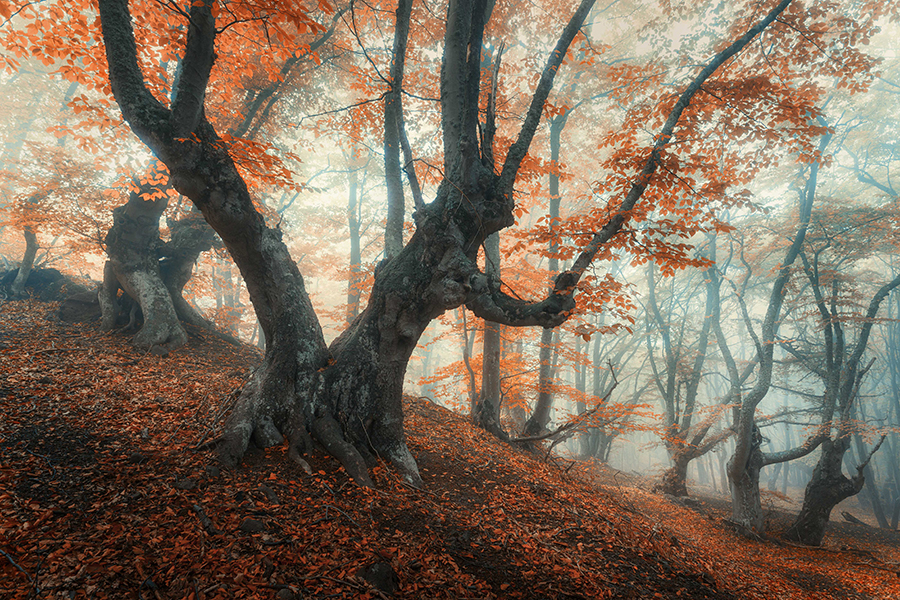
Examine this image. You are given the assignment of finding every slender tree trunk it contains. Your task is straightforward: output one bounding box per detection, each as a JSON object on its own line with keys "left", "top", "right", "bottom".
{"left": 767, "top": 463, "right": 782, "bottom": 491}
{"left": 853, "top": 428, "right": 890, "bottom": 529}
{"left": 718, "top": 444, "right": 729, "bottom": 496}
{"left": 523, "top": 113, "right": 568, "bottom": 437}
{"left": 475, "top": 233, "right": 505, "bottom": 438}
{"left": 347, "top": 166, "right": 362, "bottom": 323}
{"left": 524, "top": 329, "right": 557, "bottom": 436}
{"left": 383, "top": 0, "right": 413, "bottom": 259}
{"left": 581, "top": 334, "right": 604, "bottom": 457}
{"left": 461, "top": 309, "right": 479, "bottom": 416}
{"left": 706, "top": 452, "right": 719, "bottom": 493}
{"left": 10, "top": 226, "right": 38, "bottom": 297}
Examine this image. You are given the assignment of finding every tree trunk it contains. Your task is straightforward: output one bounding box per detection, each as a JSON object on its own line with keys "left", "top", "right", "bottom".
{"left": 767, "top": 463, "right": 782, "bottom": 491}
{"left": 160, "top": 212, "right": 222, "bottom": 330}
{"left": 658, "top": 450, "right": 693, "bottom": 497}
{"left": 524, "top": 328, "right": 557, "bottom": 435}
{"left": 728, "top": 439, "right": 765, "bottom": 532}
{"left": 101, "top": 184, "right": 233, "bottom": 347}
{"left": 474, "top": 233, "right": 505, "bottom": 438}
{"left": 460, "top": 308, "right": 479, "bottom": 416}
{"left": 706, "top": 452, "right": 719, "bottom": 493}
{"left": 852, "top": 404, "right": 890, "bottom": 529}
{"left": 523, "top": 112, "right": 567, "bottom": 437}
{"left": 9, "top": 226, "right": 38, "bottom": 297}
{"left": 347, "top": 166, "right": 362, "bottom": 323}
{"left": 101, "top": 186, "right": 188, "bottom": 349}
{"left": 853, "top": 435, "right": 890, "bottom": 528}
{"left": 382, "top": 0, "right": 413, "bottom": 260}
{"left": 784, "top": 436, "right": 863, "bottom": 545}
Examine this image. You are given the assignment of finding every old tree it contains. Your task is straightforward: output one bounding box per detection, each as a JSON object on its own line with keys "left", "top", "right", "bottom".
{"left": 92, "top": 0, "right": 849, "bottom": 487}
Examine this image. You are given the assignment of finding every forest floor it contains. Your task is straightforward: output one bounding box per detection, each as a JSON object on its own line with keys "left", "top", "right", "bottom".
{"left": 1, "top": 299, "right": 899, "bottom": 600}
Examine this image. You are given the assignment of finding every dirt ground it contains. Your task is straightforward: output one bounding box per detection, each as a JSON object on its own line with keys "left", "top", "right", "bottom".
{"left": 1, "top": 299, "right": 898, "bottom": 599}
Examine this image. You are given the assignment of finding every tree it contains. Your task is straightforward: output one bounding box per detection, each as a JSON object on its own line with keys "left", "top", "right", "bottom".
{"left": 85, "top": 0, "right": 827, "bottom": 489}
{"left": 719, "top": 119, "right": 899, "bottom": 534}
{"left": 646, "top": 245, "right": 734, "bottom": 497}
{"left": 96, "top": 0, "right": 602, "bottom": 487}
{"left": 780, "top": 202, "right": 900, "bottom": 545}
{"left": 720, "top": 133, "right": 830, "bottom": 533}
{"left": 1, "top": 141, "right": 110, "bottom": 294}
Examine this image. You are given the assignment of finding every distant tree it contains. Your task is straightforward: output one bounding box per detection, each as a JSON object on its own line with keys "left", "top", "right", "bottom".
{"left": 722, "top": 130, "right": 833, "bottom": 533}
{"left": 781, "top": 201, "right": 900, "bottom": 545}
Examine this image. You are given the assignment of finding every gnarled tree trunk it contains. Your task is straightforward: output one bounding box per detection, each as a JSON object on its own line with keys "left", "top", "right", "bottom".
{"left": 100, "top": 184, "right": 232, "bottom": 348}
{"left": 160, "top": 212, "right": 221, "bottom": 329}
{"left": 100, "top": 186, "right": 187, "bottom": 348}
{"left": 98, "top": 0, "right": 589, "bottom": 488}
{"left": 784, "top": 437, "right": 862, "bottom": 545}
{"left": 658, "top": 450, "right": 693, "bottom": 497}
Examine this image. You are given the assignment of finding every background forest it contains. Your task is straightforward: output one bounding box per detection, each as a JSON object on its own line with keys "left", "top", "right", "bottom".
{"left": 1, "top": 0, "right": 900, "bottom": 568}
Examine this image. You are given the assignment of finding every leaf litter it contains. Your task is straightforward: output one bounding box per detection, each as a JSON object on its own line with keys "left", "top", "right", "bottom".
{"left": 1, "top": 299, "right": 898, "bottom": 599}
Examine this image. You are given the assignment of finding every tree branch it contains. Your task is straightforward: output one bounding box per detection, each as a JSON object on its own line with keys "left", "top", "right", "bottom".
{"left": 98, "top": 0, "right": 172, "bottom": 154}
{"left": 558, "top": 0, "right": 795, "bottom": 291}
{"left": 498, "top": 0, "right": 595, "bottom": 192}
{"left": 170, "top": 0, "right": 216, "bottom": 138}
{"left": 466, "top": 268, "right": 576, "bottom": 328}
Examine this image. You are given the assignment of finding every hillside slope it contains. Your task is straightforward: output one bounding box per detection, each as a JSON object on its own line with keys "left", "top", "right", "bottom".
{"left": 1, "top": 300, "right": 898, "bottom": 599}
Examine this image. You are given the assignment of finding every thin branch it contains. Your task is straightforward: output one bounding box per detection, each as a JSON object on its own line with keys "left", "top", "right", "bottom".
{"left": 560, "top": 0, "right": 795, "bottom": 293}
{"left": 499, "top": 0, "right": 596, "bottom": 191}
{"left": 511, "top": 362, "right": 618, "bottom": 444}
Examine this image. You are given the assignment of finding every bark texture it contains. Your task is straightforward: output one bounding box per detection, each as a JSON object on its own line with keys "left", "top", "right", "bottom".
{"left": 474, "top": 233, "right": 506, "bottom": 439}
{"left": 160, "top": 212, "right": 221, "bottom": 329}
{"left": 9, "top": 226, "right": 38, "bottom": 297}
{"left": 784, "top": 437, "right": 863, "bottom": 545}
{"left": 101, "top": 187, "right": 187, "bottom": 348}
{"left": 658, "top": 452, "right": 692, "bottom": 497}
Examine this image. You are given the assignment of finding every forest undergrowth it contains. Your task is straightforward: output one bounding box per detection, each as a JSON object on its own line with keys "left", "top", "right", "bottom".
{"left": 1, "top": 299, "right": 898, "bottom": 599}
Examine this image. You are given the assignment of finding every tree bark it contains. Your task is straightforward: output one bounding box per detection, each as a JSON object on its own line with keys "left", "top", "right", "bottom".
{"left": 461, "top": 308, "right": 480, "bottom": 416}
{"left": 658, "top": 450, "right": 693, "bottom": 497}
{"left": 101, "top": 186, "right": 188, "bottom": 348}
{"left": 9, "top": 226, "right": 38, "bottom": 297}
{"left": 853, "top": 420, "right": 890, "bottom": 529}
{"left": 347, "top": 165, "right": 363, "bottom": 323}
{"left": 383, "top": 0, "right": 413, "bottom": 259}
{"left": 474, "top": 233, "right": 505, "bottom": 438}
{"left": 784, "top": 437, "right": 863, "bottom": 545}
{"left": 523, "top": 112, "right": 567, "bottom": 437}
{"left": 728, "top": 437, "right": 765, "bottom": 532}
{"left": 160, "top": 212, "right": 222, "bottom": 331}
